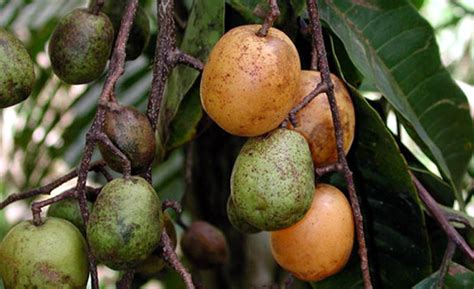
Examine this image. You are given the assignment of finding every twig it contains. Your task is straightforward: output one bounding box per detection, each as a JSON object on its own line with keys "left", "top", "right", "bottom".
{"left": 31, "top": 188, "right": 76, "bottom": 226}
{"left": 162, "top": 199, "right": 183, "bottom": 213}
{"left": 90, "top": 0, "right": 104, "bottom": 15}
{"left": 160, "top": 230, "right": 195, "bottom": 289}
{"left": 437, "top": 241, "right": 456, "bottom": 289}
{"left": 256, "top": 0, "right": 280, "bottom": 37}
{"left": 315, "top": 163, "right": 342, "bottom": 177}
{"left": 411, "top": 173, "right": 474, "bottom": 260}
{"left": 116, "top": 270, "right": 135, "bottom": 289}
{"left": 306, "top": 1, "right": 373, "bottom": 288}
{"left": 289, "top": 82, "right": 327, "bottom": 126}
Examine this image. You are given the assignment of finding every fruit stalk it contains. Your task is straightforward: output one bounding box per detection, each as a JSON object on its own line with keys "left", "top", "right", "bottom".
{"left": 116, "top": 270, "right": 136, "bottom": 289}
{"left": 305, "top": 0, "right": 373, "bottom": 288}
{"left": 255, "top": 0, "right": 280, "bottom": 37}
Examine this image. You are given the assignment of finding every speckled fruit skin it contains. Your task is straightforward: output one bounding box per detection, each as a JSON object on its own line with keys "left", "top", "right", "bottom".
{"left": 292, "top": 70, "right": 355, "bottom": 167}
{"left": 47, "top": 198, "right": 93, "bottom": 234}
{"left": 87, "top": 177, "right": 164, "bottom": 270}
{"left": 48, "top": 8, "right": 114, "bottom": 84}
{"left": 200, "top": 25, "right": 301, "bottom": 137}
{"left": 0, "top": 28, "right": 35, "bottom": 108}
{"left": 181, "top": 221, "right": 229, "bottom": 269}
{"left": 0, "top": 218, "right": 88, "bottom": 289}
{"left": 226, "top": 197, "right": 260, "bottom": 234}
{"left": 231, "top": 129, "right": 315, "bottom": 231}
{"left": 270, "top": 184, "right": 354, "bottom": 281}
{"left": 98, "top": 105, "right": 156, "bottom": 174}
{"left": 101, "top": 1, "right": 150, "bottom": 60}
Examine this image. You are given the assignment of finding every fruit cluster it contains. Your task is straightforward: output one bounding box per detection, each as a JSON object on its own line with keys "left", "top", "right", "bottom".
{"left": 200, "top": 25, "right": 356, "bottom": 281}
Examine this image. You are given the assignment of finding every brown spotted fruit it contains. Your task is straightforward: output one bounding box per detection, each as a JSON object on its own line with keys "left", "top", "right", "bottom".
{"left": 0, "top": 218, "right": 88, "bottom": 288}
{"left": 48, "top": 8, "right": 114, "bottom": 84}
{"left": 181, "top": 221, "right": 229, "bottom": 269}
{"left": 271, "top": 183, "right": 354, "bottom": 281}
{"left": 87, "top": 177, "right": 163, "bottom": 270}
{"left": 291, "top": 70, "right": 355, "bottom": 167}
{"left": 98, "top": 105, "right": 156, "bottom": 174}
{"left": 200, "top": 25, "right": 301, "bottom": 136}
{"left": 231, "top": 128, "right": 315, "bottom": 231}
{"left": 0, "top": 28, "right": 35, "bottom": 108}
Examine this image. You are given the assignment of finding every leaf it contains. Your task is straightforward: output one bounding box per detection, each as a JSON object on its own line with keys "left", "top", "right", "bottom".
{"left": 166, "top": 84, "right": 203, "bottom": 150}
{"left": 156, "top": 0, "right": 225, "bottom": 160}
{"left": 319, "top": 0, "right": 473, "bottom": 195}
{"left": 313, "top": 88, "right": 431, "bottom": 288}
{"left": 410, "top": 167, "right": 455, "bottom": 207}
{"left": 413, "top": 263, "right": 474, "bottom": 289}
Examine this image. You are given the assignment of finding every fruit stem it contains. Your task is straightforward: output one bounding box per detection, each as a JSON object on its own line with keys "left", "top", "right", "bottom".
{"left": 305, "top": 1, "right": 373, "bottom": 288}
{"left": 31, "top": 188, "right": 76, "bottom": 226}
{"left": 116, "top": 270, "right": 135, "bottom": 289}
{"left": 437, "top": 240, "right": 456, "bottom": 289}
{"left": 256, "top": 0, "right": 280, "bottom": 37}
{"left": 90, "top": 0, "right": 104, "bottom": 15}
{"left": 411, "top": 173, "right": 474, "bottom": 261}
{"left": 289, "top": 81, "right": 328, "bottom": 126}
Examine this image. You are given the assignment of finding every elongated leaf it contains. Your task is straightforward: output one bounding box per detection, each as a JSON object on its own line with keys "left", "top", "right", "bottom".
{"left": 156, "top": 0, "right": 225, "bottom": 159}
{"left": 313, "top": 88, "right": 431, "bottom": 288}
{"left": 319, "top": 0, "right": 473, "bottom": 195}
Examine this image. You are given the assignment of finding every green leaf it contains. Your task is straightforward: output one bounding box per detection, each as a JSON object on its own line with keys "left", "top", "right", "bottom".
{"left": 319, "top": 0, "right": 473, "bottom": 196}
{"left": 313, "top": 88, "right": 431, "bottom": 288}
{"left": 156, "top": 0, "right": 224, "bottom": 160}
{"left": 413, "top": 263, "right": 474, "bottom": 289}
{"left": 167, "top": 84, "right": 203, "bottom": 150}
{"left": 410, "top": 167, "right": 455, "bottom": 207}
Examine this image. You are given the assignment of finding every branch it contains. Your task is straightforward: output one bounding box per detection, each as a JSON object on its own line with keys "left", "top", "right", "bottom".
{"left": 160, "top": 230, "right": 195, "bottom": 289}
{"left": 305, "top": 1, "right": 373, "bottom": 288}
{"left": 437, "top": 241, "right": 456, "bottom": 289}
{"left": 256, "top": 0, "right": 280, "bottom": 37}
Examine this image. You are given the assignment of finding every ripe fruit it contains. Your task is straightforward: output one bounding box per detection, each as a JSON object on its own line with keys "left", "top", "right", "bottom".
{"left": 0, "top": 28, "right": 35, "bottom": 108}
{"left": 270, "top": 184, "right": 354, "bottom": 281}
{"left": 231, "top": 128, "right": 315, "bottom": 231}
{"left": 48, "top": 8, "right": 114, "bottom": 84}
{"left": 226, "top": 197, "right": 260, "bottom": 234}
{"left": 101, "top": 0, "right": 151, "bottom": 60}
{"left": 47, "top": 198, "right": 93, "bottom": 234}
{"left": 0, "top": 218, "right": 88, "bottom": 288}
{"left": 200, "top": 24, "right": 301, "bottom": 136}
{"left": 98, "top": 105, "right": 156, "bottom": 174}
{"left": 181, "top": 221, "right": 229, "bottom": 269}
{"left": 291, "top": 70, "right": 355, "bottom": 167}
{"left": 87, "top": 177, "right": 163, "bottom": 270}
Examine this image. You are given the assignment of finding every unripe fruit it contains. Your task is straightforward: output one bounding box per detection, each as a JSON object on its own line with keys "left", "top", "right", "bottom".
{"left": 231, "top": 129, "right": 315, "bottom": 231}
{"left": 101, "top": 1, "right": 151, "bottom": 60}
{"left": 0, "top": 218, "right": 88, "bottom": 288}
{"left": 226, "top": 197, "right": 260, "bottom": 234}
{"left": 181, "top": 221, "right": 229, "bottom": 269}
{"left": 0, "top": 28, "right": 35, "bottom": 108}
{"left": 98, "top": 105, "right": 156, "bottom": 174}
{"left": 292, "top": 70, "right": 355, "bottom": 167}
{"left": 271, "top": 184, "right": 354, "bottom": 281}
{"left": 87, "top": 177, "right": 163, "bottom": 270}
{"left": 200, "top": 25, "right": 301, "bottom": 136}
{"left": 49, "top": 8, "right": 114, "bottom": 84}
{"left": 47, "top": 198, "right": 93, "bottom": 234}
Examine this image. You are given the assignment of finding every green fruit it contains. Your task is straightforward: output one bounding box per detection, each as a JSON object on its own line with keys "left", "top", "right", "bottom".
{"left": 0, "top": 28, "right": 35, "bottom": 108}
{"left": 0, "top": 218, "right": 88, "bottom": 288}
{"left": 136, "top": 213, "right": 177, "bottom": 276}
{"left": 181, "top": 221, "right": 229, "bottom": 269}
{"left": 47, "top": 198, "right": 93, "bottom": 234}
{"left": 101, "top": 1, "right": 151, "bottom": 60}
{"left": 227, "top": 197, "right": 260, "bottom": 234}
{"left": 98, "top": 105, "right": 156, "bottom": 174}
{"left": 49, "top": 8, "right": 114, "bottom": 84}
{"left": 87, "top": 177, "right": 163, "bottom": 270}
{"left": 231, "top": 129, "right": 315, "bottom": 231}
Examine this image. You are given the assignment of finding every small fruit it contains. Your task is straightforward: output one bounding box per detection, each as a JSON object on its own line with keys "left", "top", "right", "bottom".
{"left": 87, "top": 177, "right": 163, "bottom": 270}
{"left": 200, "top": 24, "right": 301, "bottom": 136}
{"left": 0, "top": 28, "right": 35, "bottom": 108}
{"left": 47, "top": 198, "right": 93, "bottom": 234}
{"left": 48, "top": 8, "right": 114, "bottom": 84}
{"left": 0, "top": 218, "right": 88, "bottom": 288}
{"left": 181, "top": 221, "right": 229, "bottom": 269}
{"left": 231, "top": 128, "right": 315, "bottom": 231}
{"left": 270, "top": 184, "right": 354, "bottom": 281}
{"left": 101, "top": 1, "right": 151, "bottom": 60}
{"left": 226, "top": 197, "right": 260, "bottom": 234}
{"left": 291, "top": 70, "right": 355, "bottom": 167}
{"left": 98, "top": 105, "right": 156, "bottom": 174}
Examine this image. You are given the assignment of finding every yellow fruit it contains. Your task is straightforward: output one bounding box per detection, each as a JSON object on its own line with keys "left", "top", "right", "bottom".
{"left": 200, "top": 24, "right": 301, "bottom": 136}
{"left": 270, "top": 183, "right": 354, "bottom": 281}
{"left": 292, "top": 70, "right": 355, "bottom": 167}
